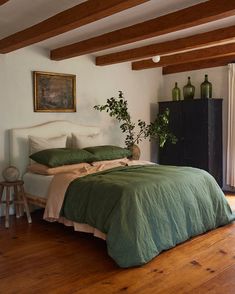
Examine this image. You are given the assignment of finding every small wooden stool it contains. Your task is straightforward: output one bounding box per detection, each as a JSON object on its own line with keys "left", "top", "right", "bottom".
{"left": 0, "top": 180, "right": 32, "bottom": 228}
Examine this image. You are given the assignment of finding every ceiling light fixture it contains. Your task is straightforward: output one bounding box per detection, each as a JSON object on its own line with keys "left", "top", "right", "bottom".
{"left": 152, "top": 55, "right": 161, "bottom": 63}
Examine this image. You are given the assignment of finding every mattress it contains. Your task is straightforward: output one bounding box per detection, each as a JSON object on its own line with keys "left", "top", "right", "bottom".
{"left": 23, "top": 172, "right": 105, "bottom": 239}
{"left": 23, "top": 172, "right": 53, "bottom": 199}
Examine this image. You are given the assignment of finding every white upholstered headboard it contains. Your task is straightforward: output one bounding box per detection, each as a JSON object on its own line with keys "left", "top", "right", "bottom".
{"left": 9, "top": 120, "right": 100, "bottom": 177}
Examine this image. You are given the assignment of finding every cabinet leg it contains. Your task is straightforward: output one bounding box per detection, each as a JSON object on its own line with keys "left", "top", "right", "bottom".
{"left": 19, "top": 185, "right": 32, "bottom": 224}
{"left": 5, "top": 187, "right": 10, "bottom": 228}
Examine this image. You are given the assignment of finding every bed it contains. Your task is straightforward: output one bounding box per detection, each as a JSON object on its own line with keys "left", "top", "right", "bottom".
{"left": 9, "top": 121, "right": 235, "bottom": 268}
{"left": 9, "top": 120, "right": 100, "bottom": 207}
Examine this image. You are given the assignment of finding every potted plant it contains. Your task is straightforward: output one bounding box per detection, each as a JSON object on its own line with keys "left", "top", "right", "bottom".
{"left": 94, "top": 91, "right": 177, "bottom": 159}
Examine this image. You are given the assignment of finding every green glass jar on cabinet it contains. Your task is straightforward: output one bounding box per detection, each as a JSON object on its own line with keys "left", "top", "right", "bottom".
{"left": 183, "top": 77, "right": 195, "bottom": 100}
{"left": 172, "top": 82, "right": 181, "bottom": 101}
{"left": 201, "top": 74, "right": 212, "bottom": 99}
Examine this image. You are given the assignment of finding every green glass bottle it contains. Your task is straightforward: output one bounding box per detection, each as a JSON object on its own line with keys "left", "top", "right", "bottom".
{"left": 172, "top": 82, "right": 181, "bottom": 101}
{"left": 201, "top": 74, "right": 212, "bottom": 99}
{"left": 183, "top": 77, "right": 195, "bottom": 100}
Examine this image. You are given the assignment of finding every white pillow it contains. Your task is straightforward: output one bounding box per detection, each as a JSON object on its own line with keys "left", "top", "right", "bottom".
{"left": 72, "top": 133, "right": 102, "bottom": 149}
{"left": 29, "top": 135, "right": 67, "bottom": 155}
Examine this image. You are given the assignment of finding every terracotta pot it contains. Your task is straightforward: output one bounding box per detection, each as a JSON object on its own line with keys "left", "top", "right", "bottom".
{"left": 129, "top": 144, "right": 140, "bottom": 160}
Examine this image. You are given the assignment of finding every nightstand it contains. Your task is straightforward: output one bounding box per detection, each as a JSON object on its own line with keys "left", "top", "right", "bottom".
{"left": 0, "top": 180, "right": 32, "bottom": 228}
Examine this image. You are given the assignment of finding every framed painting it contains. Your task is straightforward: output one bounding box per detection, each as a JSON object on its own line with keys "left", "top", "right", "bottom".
{"left": 34, "top": 71, "right": 76, "bottom": 112}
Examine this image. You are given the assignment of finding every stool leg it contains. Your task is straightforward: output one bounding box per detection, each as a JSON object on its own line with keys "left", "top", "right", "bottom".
{"left": 0, "top": 185, "right": 3, "bottom": 218}
{"left": 5, "top": 187, "right": 10, "bottom": 228}
{"left": 19, "top": 185, "right": 32, "bottom": 224}
{"left": 16, "top": 185, "right": 23, "bottom": 217}
{"left": 14, "top": 185, "right": 20, "bottom": 218}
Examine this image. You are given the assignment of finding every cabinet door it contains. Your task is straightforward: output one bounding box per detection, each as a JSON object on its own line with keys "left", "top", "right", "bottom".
{"left": 208, "top": 100, "right": 223, "bottom": 186}
{"left": 159, "top": 102, "right": 182, "bottom": 165}
{"left": 181, "top": 101, "right": 208, "bottom": 169}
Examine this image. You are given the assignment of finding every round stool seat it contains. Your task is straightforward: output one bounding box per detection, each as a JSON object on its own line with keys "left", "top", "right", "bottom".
{"left": 0, "top": 180, "right": 24, "bottom": 187}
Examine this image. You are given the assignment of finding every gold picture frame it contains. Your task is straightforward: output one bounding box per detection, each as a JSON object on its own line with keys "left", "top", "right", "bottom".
{"left": 34, "top": 71, "right": 76, "bottom": 112}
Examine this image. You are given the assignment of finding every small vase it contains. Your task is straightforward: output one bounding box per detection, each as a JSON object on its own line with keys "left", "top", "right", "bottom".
{"left": 201, "top": 74, "right": 212, "bottom": 99}
{"left": 183, "top": 77, "right": 195, "bottom": 100}
{"left": 172, "top": 82, "right": 181, "bottom": 101}
{"left": 129, "top": 144, "right": 140, "bottom": 160}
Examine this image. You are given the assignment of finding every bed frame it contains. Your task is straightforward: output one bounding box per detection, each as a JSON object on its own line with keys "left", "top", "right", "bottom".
{"left": 9, "top": 120, "right": 100, "bottom": 207}
{"left": 24, "top": 194, "right": 47, "bottom": 208}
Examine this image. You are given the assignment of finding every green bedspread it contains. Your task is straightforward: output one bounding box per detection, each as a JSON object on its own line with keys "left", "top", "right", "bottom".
{"left": 60, "top": 165, "right": 235, "bottom": 268}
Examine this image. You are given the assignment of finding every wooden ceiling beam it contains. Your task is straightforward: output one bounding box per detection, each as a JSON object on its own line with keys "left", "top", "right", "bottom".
{"left": 132, "top": 42, "right": 235, "bottom": 70}
{"left": 96, "top": 25, "right": 235, "bottom": 66}
{"left": 162, "top": 56, "right": 235, "bottom": 75}
{"left": 0, "top": 0, "right": 149, "bottom": 53}
{"left": 0, "top": 0, "right": 9, "bottom": 5}
{"left": 51, "top": 0, "right": 235, "bottom": 61}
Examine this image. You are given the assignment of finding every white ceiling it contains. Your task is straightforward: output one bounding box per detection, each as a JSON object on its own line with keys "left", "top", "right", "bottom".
{"left": 1, "top": 0, "right": 235, "bottom": 58}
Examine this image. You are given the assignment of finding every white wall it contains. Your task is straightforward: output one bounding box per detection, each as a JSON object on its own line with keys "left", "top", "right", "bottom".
{"left": 0, "top": 46, "right": 161, "bottom": 181}
{"left": 162, "top": 66, "right": 229, "bottom": 188}
{"left": 161, "top": 66, "right": 228, "bottom": 101}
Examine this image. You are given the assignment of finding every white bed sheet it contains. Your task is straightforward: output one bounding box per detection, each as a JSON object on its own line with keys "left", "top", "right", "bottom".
{"left": 23, "top": 172, "right": 106, "bottom": 240}
{"left": 23, "top": 172, "right": 53, "bottom": 199}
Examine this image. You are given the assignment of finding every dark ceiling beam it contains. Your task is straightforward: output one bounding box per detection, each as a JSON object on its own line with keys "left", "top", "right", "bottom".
{"left": 51, "top": 0, "right": 235, "bottom": 60}
{"left": 0, "top": 0, "right": 9, "bottom": 5}
{"left": 0, "top": 0, "right": 149, "bottom": 53}
{"left": 162, "top": 56, "right": 235, "bottom": 75}
{"left": 96, "top": 25, "right": 235, "bottom": 66}
{"left": 132, "top": 42, "right": 235, "bottom": 70}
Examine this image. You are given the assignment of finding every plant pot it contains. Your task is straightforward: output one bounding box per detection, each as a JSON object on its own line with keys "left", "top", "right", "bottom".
{"left": 129, "top": 144, "right": 141, "bottom": 160}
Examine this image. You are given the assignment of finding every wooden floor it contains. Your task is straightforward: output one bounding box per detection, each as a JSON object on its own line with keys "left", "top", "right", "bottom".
{"left": 0, "top": 198, "right": 235, "bottom": 294}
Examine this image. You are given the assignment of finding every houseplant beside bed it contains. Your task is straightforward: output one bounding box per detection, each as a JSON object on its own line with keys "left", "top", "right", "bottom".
{"left": 94, "top": 91, "right": 176, "bottom": 159}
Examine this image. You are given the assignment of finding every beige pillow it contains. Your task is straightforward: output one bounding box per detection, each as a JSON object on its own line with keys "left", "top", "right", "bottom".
{"left": 72, "top": 133, "right": 102, "bottom": 149}
{"left": 29, "top": 135, "right": 67, "bottom": 164}
{"left": 27, "top": 162, "right": 90, "bottom": 175}
{"left": 29, "top": 135, "right": 67, "bottom": 155}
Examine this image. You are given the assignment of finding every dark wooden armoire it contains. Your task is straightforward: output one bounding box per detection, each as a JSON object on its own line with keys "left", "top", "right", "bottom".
{"left": 158, "top": 99, "right": 223, "bottom": 187}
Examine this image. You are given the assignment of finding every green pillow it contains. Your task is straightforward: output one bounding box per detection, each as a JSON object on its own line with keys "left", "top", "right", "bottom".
{"left": 29, "top": 148, "right": 97, "bottom": 167}
{"left": 84, "top": 145, "right": 131, "bottom": 161}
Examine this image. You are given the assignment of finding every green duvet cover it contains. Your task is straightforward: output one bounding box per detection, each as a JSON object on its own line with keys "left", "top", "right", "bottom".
{"left": 60, "top": 165, "right": 235, "bottom": 268}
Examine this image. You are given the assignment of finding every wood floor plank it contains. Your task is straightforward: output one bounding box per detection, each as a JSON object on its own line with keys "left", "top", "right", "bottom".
{"left": 74, "top": 226, "right": 235, "bottom": 293}
{"left": 189, "top": 265, "right": 235, "bottom": 294}
{"left": 226, "top": 196, "right": 235, "bottom": 211}
{"left": 0, "top": 197, "right": 234, "bottom": 293}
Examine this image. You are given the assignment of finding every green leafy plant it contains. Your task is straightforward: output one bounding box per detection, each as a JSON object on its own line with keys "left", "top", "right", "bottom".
{"left": 94, "top": 91, "right": 177, "bottom": 148}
